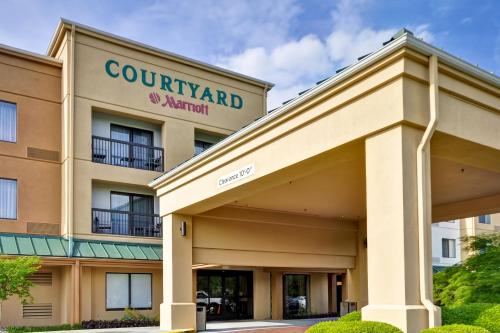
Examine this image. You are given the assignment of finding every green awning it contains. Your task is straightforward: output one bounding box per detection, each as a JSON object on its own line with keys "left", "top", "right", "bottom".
{"left": 0, "top": 233, "right": 162, "bottom": 261}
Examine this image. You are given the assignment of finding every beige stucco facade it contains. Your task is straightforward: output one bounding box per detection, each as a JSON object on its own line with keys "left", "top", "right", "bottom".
{"left": 0, "top": 20, "right": 499, "bottom": 333}
{"left": 0, "top": 19, "right": 278, "bottom": 328}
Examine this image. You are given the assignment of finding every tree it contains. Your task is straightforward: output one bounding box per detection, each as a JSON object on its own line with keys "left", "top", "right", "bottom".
{"left": 0, "top": 256, "right": 41, "bottom": 322}
{"left": 434, "top": 233, "right": 500, "bottom": 306}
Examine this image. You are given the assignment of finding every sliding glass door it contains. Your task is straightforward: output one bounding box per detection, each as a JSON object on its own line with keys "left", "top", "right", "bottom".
{"left": 283, "top": 274, "right": 310, "bottom": 319}
{"left": 110, "top": 124, "right": 154, "bottom": 169}
{"left": 110, "top": 192, "right": 154, "bottom": 235}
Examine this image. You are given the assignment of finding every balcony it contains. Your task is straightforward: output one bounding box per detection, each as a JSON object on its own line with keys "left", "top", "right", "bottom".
{"left": 92, "top": 208, "right": 162, "bottom": 238}
{"left": 92, "top": 136, "right": 164, "bottom": 172}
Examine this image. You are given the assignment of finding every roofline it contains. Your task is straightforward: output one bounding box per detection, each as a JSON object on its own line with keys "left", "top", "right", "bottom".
{"left": 149, "top": 32, "right": 499, "bottom": 189}
{"left": 0, "top": 43, "right": 62, "bottom": 67}
{"left": 47, "top": 18, "right": 274, "bottom": 89}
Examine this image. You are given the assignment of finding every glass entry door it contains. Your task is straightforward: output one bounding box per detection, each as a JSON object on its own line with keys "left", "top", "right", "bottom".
{"left": 196, "top": 270, "right": 253, "bottom": 321}
{"left": 283, "top": 274, "right": 310, "bottom": 319}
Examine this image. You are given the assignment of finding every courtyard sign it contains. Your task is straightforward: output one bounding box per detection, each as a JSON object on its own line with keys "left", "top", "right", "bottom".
{"left": 105, "top": 59, "right": 244, "bottom": 110}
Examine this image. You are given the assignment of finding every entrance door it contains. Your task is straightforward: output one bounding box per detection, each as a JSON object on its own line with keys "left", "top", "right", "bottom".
{"left": 196, "top": 270, "right": 253, "bottom": 321}
{"left": 283, "top": 274, "right": 310, "bottom": 319}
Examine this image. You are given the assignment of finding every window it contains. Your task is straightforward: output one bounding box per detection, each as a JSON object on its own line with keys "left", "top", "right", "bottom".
{"left": 106, "top": 273, "right": 152, "bottom": 310}
{"left": 0, "top": 101, "right": 16, "bottom": 142}
{"left": 0, "top": 178, "right": 17, "bottom": 219}
{"left": 194, "top": 139, "right": 213, "bottom": 155}
{"left": 478, "top": 215, "right": 491, "bottom": 224}
{"left": 110, "top": 124, "right": 154, "bottom": 169}
{"left": 194, "top": 130, "right": 225, "bottom": 155}
{"left": 110, "top": 192, "right": 154, "bottom": 214}
{"left": 442, "top": 238, "right": 456, "bottom": 258}
{"left": 283, "top": 274, "right": 310, "bottom": 318}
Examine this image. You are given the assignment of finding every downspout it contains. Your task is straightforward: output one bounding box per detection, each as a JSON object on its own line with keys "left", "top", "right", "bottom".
{"left": 416, "top": 54, "right": 441, "bottom": 327}
{"left": 67, "top": 24, "right": 76, "bottom": 258}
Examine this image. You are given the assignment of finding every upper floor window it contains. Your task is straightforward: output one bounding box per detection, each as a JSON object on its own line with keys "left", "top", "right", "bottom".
{"left": 194, "top": 130, "right": 225, "bottom": 155}
{"left": 195, "top": 139, "right": 213, "bottom": 155}
{"left": 0, "top": 101, "right": 16, "bottom": 143}
{"left": 92, "top": 124, "right": 163, "bottom": 171}
{"left": 442, "top": 238, "right": 456, "bottom": 258}
{"left": 0, "top": 178, "right": 17, "bottom": 219}
{"left": 478, "top": 215, "right": 491, "bottom": 224}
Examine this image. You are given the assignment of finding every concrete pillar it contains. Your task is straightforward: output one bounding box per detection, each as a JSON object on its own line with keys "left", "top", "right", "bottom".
{"left": 362, "top": 125, "right": 429, "bottom": 333}
{"left": 161, "top": 214, "right": 195, "bottom": 331}
{"left": 310, "top": 273, "right": 328, "bottom": 314}
{"left": 270, "top": 272, "right": 283, "bottom": 319}
{"left": 254, "top": 270, "right": 271, "bottom": 320}
{"left": 345, "top": 219, "right": 368, "bottom": 308}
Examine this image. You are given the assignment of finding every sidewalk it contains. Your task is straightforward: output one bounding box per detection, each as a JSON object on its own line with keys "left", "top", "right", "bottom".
{"left": 32, "top": 317, "right": 336, "bottom": 333}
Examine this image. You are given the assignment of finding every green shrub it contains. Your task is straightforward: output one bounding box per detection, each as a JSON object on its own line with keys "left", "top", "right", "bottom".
{"left": 420, "top": 324, "right": 490, "bottom": 333}
{"left": 121, "top": 307, "right": 149, "bottom": 321}
{"left": 306, "top": 320, "right": 402, "bottom": 333}
{"left": 7, "top": 323, "right": 82, "bottom": 333}
{"left": 337, "top": 310, "right": 361, "bottom": 322}
{"left": 433, "top": 233, "right": 500, "bottom": 306}
{"left": 442, "top": 303, "right": 494, "bottom": 325}
{"left": 475, "top": 305, "right": 500, "bottom": 333}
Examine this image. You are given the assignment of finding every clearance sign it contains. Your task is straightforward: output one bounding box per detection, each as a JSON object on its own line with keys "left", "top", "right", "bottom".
{"left": 104, "top": 59, "right": 244, "bottom": 116}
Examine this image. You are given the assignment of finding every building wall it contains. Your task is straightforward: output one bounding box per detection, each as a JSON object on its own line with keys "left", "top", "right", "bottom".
{"left": 49, "top": 27, "right": 267, "bottom": 245}
{"left": 87, "top": 266, "right": 162, "bottom": 321}
{"left": 253, "top": 270, "right": 271, "bottom": 320}
{"left": 459, "top": 213, "right": 500, "bottom": 259}
{"left": 310, "top": 273, "right": 329, "bottom": 314}
{"left": 431, "top": 220, "right": 461, "bottom": 266}
{"left": 1, "top": 267, "right": 63, "bottom": 327}
{"left": 0, "top": 49, "right": 62, "bottom": 235}
{"left": 192, "top": 207, "right": 358, "bottom": 269}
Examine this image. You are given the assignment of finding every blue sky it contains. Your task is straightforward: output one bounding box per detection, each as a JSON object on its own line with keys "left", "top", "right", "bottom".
{"left": 0, "top": 0, "right": 498, "bottom": 109}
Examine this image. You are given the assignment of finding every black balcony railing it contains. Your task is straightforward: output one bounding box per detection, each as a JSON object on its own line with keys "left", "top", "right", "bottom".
{"left": 92, "top": 136, "right": 164, "bottom": 172}
{"left": 92, "top": 208, "right": 162, "bottom": 238}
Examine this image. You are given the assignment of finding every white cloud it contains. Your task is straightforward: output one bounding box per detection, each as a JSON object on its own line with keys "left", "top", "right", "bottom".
{"left": 218, "top": 0, "right": 434, "bottom": 110}
{"left": 326, "top": 28, "right": 397, "bottom": 67}
{"left": 413, "top": 24, "right": 435, "bottom": 44}
{"left": 217, "top": 35, "right": 330, "bottom": 85}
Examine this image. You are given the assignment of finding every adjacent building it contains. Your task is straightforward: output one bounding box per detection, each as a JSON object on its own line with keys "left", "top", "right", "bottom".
{"left": 431, "top": 214, "right": 500, "bottom": 271}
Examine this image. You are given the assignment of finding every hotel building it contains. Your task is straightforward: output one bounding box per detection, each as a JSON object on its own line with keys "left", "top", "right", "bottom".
{"left": 0, "top": 20, "right": 499, "bottom": 333}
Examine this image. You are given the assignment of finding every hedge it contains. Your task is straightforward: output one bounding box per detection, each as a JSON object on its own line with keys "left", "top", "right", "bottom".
{"left": 442, "top": 303, "right": 499, "bottom": 333}
{"left": 475, "top": 305, "right": 500, "bottom": 333}
{"left": 81, "top": 319, "right": 159, "bottom": 328}
{"left": 420, "top": 324, "right": 490, "bottom": 333}
{"left": 306, "top": 320, "right": 402, "bottom": 333}
{"left": 337, "top": 311, "right": 361, "bottom": 322}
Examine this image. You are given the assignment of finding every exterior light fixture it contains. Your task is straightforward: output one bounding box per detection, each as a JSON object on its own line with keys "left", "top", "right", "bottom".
{"left": 180, "top": 221, "right": 187, "bottom": 237}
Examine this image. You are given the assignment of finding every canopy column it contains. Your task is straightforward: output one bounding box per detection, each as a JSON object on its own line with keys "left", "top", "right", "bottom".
{"left": 160, "top": 214, "right": 195, "bottom": 331}
{"left": 362, "top": 125, "right": 437, "bottom": 333}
